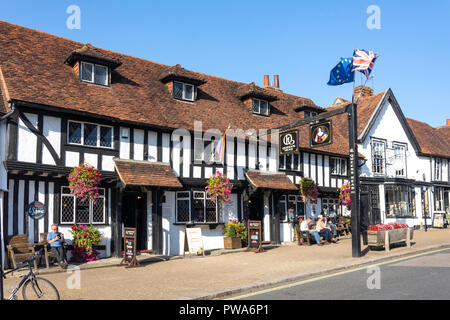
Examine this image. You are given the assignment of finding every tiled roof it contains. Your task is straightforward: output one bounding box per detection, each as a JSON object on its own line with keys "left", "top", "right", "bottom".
{"left": 407, "top": 119, "right": 450, "bottom": 158}
{"left": 114, "top": 159, "right": 182, "bottom": 188}
{"left": 0, "top": 20, "right": 321, "bottom": 133}
{"left": 244, "top": 170, "right": 298, "bottom": 191}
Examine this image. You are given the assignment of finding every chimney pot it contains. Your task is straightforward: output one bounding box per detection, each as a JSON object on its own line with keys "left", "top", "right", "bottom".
{"left": 264, "top": 75, "right": 270, "bottom": 87}
{"left": 446, "top": 119, "right": 450, "bottom": 126}
{"left": 274, "top": 75, "right": 279, "bottom": 88}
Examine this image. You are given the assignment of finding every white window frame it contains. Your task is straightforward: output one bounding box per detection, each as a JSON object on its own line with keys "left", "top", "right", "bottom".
{"left": 67, "top": 120, "right": 114, "bottom": 149}
{"left": 330, "top": 157, "right": 347, "bottom": 176}
{"left": 393, "top": 143, "right": 407, "bottom": 177}
{"left": 279, "top": 195, "right": 304, "bottom": 222}
{"left": 80, "top": 61, "right": 110, "bottom": 86}
{"left": 175, "top": 190, "right": 219, "bottom": 224}
{"left": 60, "top": 187, "right": 106, "bottom": 225}
{"left": 252, "top": 98, "right": 270, "bottom": 116}
{"left": 371, "top": 139, "right": 386, "bottom": 175}
{"left": 304, "top": 111, "right": 318, "bottom": 118}
{"left": 435, "top": 158, "right": 442, "bottom": 181}
{"left": 173, "top": 81, "right": 196, "bottom": 102}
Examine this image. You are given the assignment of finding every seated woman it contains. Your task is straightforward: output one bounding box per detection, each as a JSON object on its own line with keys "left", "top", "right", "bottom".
{"left": 315, "top": 215, "right": 337, "bottom": 243}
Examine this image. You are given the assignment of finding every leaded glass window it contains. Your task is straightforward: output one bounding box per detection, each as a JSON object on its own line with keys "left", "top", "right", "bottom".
{"left": 60, "top": 187, "right": 107, "bottom": 225}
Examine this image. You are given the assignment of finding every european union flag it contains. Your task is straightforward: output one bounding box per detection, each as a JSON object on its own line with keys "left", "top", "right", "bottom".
{"left": 327, "top": 58, "right": 355, "bottom": 86}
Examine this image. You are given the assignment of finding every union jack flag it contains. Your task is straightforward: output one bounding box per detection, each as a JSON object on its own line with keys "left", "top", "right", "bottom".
{"left": 352, "top": 48, "right": 378, "bottom": 78}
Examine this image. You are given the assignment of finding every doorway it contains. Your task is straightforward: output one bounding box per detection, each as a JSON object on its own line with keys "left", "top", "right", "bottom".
{"left": 122, "top": 191, "right": 147, "bottom": 251}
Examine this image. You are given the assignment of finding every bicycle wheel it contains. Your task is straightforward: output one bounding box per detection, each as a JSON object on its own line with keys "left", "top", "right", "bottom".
{"left": 22, "top": 277, "right": 60, "bottom": 300}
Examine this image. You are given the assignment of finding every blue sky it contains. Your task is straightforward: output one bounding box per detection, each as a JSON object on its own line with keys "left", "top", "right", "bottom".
{"left": 1, "top": 0, "right": 449, "bottom": 127}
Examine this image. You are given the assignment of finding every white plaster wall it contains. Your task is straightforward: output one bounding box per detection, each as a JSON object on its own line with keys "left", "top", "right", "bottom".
{"left": 102, "top": 155, "right": 114, "bottom": 171}
{"left": 17, "top": 112, "right": 37, "bottom": 163}
{"left": 65, "top": 151, "right": 79, "bottom": 167}
{"left": 147, "top": 131, "right": 157, "bottom": 162}
{"left": 162, "top": 133, "right": 170, "bottom": 163}
{"left": 84, "top": 153, "right": 98, "bottom": 169}
{"left": 119, "top": 127, "right": 130, "bottom": 159}
{"left": 133, "top": 129, "right": 145, "bottom": 161}
{"left": 161, "top": 191, "right": 239, "bottom": 256}
{"left": 42, "top": 115, "right": 61, "bottom": 166}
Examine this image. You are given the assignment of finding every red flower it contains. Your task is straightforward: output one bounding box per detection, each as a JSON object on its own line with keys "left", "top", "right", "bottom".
{"left": 72, "top": 225, "right": 76, "bottom": 230}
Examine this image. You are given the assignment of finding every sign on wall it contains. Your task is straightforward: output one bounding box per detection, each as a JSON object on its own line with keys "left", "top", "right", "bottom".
{"left": 310, "top": 120, "right": 333, "bottom": 148}
{"left": 27, "top": 201, "right": 47, "bottom": 220}
{"left": 279, "top": 129, "right": 299, "bottom": 154}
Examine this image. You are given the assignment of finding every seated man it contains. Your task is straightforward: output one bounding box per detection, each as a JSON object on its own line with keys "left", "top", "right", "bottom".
{"left": 47, "top": 224, "right": 68, "bottom": 269}
{"left": 300, "top": 218, "right": 325, "bottom": 246}
{"left": 315, "top": 215, "right": 337, "bottom": 243}
{"left": 323, "top": 214, "right": 338, "bottom": 238}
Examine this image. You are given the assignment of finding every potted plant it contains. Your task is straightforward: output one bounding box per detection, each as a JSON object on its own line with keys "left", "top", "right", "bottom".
{"left": 70, "top": 224, "right": 102, "bottom": 262}
{"left": 223, "top": 218, "right": 247, "bottom": 249}
{"left": 299, "top": 177, "right": 319, "bottom": 203}
{"left": 367, "top": 223, "right": 412, "bottom": 247}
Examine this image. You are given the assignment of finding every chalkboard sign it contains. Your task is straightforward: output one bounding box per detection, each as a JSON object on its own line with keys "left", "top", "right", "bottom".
{"left": 247, "top": 220, "right": 264, "bottom": 253}
{"left": 120, "top": 227, "right": 140, "bottom": 267}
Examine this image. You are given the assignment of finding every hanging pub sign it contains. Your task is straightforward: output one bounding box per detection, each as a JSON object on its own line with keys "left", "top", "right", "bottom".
{"left": 27, "top": 201, "right": 46, "bottom": 220}
{"left": 310, "top": 120, "right": 333, "bottom": 148}
{"left": 120, "top": 227, "right": 141, "bottom": 268}
{"left": 279, "top": 129, "right": 299, "bottom": 154}
{"left": 246, "top": 220, "right": 264, "bottom": 253}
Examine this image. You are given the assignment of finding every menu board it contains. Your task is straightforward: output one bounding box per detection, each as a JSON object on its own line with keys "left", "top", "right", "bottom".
{"left": 247, "top": 220, "right": 264, "bottom": 253}
{"left": 432, "top": 212, "right": 445, "bottom": 228}
{"left": 120, "top": 227, "right": 140, "bottom": 267}
{"left": 184, "top": 228, "right": 205, "bottom": 256}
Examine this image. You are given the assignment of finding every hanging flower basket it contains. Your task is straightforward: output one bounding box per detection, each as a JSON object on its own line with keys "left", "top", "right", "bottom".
{"left": 70, "top": 224, "right": 102, "bottom": 262}
{"left": 68, "top": 164, "right": 101, "bottom": 202}
{"left": 299, "top": 177, "right": 319, "bottom": 203}
{"left": 205, "top": 171, "right": 233, "bottom": 203}
{"left": 339, "top": 182, "right": 352, "bottom": 210}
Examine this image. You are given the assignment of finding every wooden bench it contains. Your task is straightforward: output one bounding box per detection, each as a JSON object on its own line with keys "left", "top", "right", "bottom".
{"left": 7, "top": 234, "right": 37, "bottom": 270}
{"left": 336, "top": 217, "right": 351, "bottom": 236}
{"left": 39, "top": 232, "right": 58, "bottom": 269}
{"left": 294, "top": 224, "right": 324, "bottom": 246}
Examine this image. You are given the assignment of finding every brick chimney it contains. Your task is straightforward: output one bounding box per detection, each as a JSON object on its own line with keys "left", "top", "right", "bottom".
{"left": 447, "top": 119, "right": 450, "bottom": 126}
{"left": 274, "top": 75, "right": 280, "bottom": 89}
{"left": 353, "top": 85, "right": 374, "bottom": 98}
{"left": 264, "top": 75, "right": 270, "bottom": 87}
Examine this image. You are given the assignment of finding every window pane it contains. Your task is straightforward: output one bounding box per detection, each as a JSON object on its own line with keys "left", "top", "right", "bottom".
{"left": 340, "top": 159, "right": 347, "bottom": 175}
{"left": 193, "top": 198, "right": 205, "bottom": 222}
{"left": 61, "top": 195, "right": 74, "bottom": 223}
{"left": 94, "top": 65, "right": 108, "bottom": 85}
{"left": 252, "top": 99, "right": 260, "bottom": 114}
{"left": 92, "top": 197, "right": 105, "bottom": 223}
{"left": 177, "top": 192, "right": 190, "bottom": 199}
{"left": 100, "top": 126, "right": 112, "bottom": 148}
{"left": 173, "top": 82, "right": 183, "bottom": 99}
{"left": 278, "top": 197, "right": 286, "bottom": 221}
{"left": 260, "top": 100, "right": 269, "bottom": 115}
{"left": 84, "top": 124, "right": 98, "bottom": 146}
{"left": 177, "top": 199, "right": 190, "bottom": 222}
{"left": 205, "top": 199, "right": 217, "bottom": 222}
{"left": 184, "top": 84, "right": 194, "bottom": 101}
{"left": 75, "top": 198, "right": 90, "bottom": 223}
{"left": 81, "top": 63, "right": 93, "bottom": 82}
{"left": 68, "top": 122, "right": 82, "bottom": 144}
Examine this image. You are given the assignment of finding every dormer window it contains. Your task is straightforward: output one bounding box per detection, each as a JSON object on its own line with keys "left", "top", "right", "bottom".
{"left": 252, "top": 98, "right": 270, "bottom": 116}
{"left": 80, "top": 61, "right": 109, "bottom": 86}
{"left": 173, "top": 81, "right": 195, "bottom": 102}
{"left": 304, "top": 111, "right": 318, "bottom": 118}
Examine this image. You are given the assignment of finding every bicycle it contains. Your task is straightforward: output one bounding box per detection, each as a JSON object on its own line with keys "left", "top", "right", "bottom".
{"left": 2, "top": 249, "right": 60, "bottom": 300}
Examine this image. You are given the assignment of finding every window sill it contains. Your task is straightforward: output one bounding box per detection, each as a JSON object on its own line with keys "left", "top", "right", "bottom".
{"left": 385, "top": 216, "right": 416, "bottom": 219}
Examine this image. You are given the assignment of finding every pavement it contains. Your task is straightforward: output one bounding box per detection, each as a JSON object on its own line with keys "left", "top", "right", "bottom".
{"left": 3, "top": 228, "right": 450, "bottom": 300}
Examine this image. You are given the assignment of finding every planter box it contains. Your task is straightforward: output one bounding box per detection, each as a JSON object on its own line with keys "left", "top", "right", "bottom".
{"left": 223, "top": 237, "right": 242, "bottom": 249}
{"left": 367, "top": 228, "right": 414, "bottom": 252}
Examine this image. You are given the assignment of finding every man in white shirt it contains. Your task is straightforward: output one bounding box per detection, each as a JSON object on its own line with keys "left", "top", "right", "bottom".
{"left": 300, "top": 217, "right": 325, "bottom": 246}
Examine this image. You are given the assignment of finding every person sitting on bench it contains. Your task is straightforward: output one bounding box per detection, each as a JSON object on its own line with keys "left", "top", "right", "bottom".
{"left": 323, "top": 214, "right": 338, "bottom": 238}
{"left": 300, "top": 218, "right": 326, "bottom": 246}
{"left": 47, "top": 224, "right": 68, "bottom": 269}
{"left": 315, "top": 215, "right": 337, "bottom": 243}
